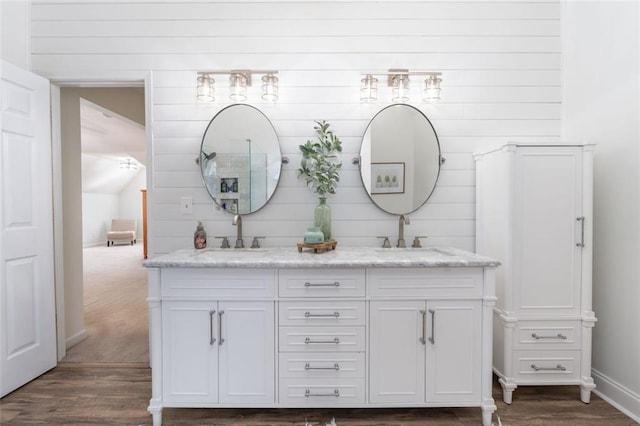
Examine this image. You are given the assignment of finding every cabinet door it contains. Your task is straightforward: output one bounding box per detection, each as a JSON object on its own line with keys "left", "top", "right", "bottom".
{"left": 369, "top": 301, "right": 425, "bottom": 403}
{"left": 425, "top": 300, "right": 481, "bottom": 403}
{"left": 514, "top": 147, "right": 583, "bottom": 315}
{"left": 218, "top": 301, "right": 275, "bottom": 404}
{"left": 162, "top": 301, "right": 218, "bottom": 403}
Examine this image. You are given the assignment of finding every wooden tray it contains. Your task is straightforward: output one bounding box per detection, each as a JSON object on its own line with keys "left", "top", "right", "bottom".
{"left": 297, "top": 239, "right": 337, "bottom": 253}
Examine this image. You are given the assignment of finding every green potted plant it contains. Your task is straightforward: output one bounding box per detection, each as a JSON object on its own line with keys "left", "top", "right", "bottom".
{"left": 297, "top": 120, "right": 343, "bottom": 241}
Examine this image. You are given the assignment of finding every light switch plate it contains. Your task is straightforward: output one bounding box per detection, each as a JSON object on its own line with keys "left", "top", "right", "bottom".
{"left": 181, "top": 196, "right": 193, "bottom": 215}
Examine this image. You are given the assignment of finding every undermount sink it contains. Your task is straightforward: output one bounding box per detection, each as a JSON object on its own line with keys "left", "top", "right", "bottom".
{"left": 194, "top": 247, "right": 270, "bottom": 254}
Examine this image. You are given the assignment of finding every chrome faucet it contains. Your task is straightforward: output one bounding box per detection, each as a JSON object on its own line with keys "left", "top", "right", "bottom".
{"left": 397, "top": 214, "right": 410, "bottom": 248}
{"left": 232, "top": 214, "right": 244, "bottom": 248}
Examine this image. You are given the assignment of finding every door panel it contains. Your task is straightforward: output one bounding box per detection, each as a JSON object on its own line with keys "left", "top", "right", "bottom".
{"left": 1, "top": 60, "right": 56, "bottom": 397}
{"left": 426, "top": 300, "right": 481, "bottom": 403}
{"left": 369, "top": 300, "right": 425, "bottom": 404}
{"left": 218, "top": 301, "right": 275, "bottom": 404}
{"left": 515, "top": 148, "right": 582, "bottom": 314}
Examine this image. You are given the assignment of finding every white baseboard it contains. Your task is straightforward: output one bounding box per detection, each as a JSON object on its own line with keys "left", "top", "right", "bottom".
{"left": 66, "top": 329, "right": 88, "bottom": 349}
{"left": 592, "top": 368, "right": 640, "bottom": 424}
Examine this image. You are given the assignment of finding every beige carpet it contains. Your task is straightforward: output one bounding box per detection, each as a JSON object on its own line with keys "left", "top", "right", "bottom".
{"left": 62, "top": 243, "right": 149, "bottom": 363}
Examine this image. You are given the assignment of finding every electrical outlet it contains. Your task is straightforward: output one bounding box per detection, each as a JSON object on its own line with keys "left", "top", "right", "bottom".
{"left": 181, "top": 196, "right": 193, "bottom": 215}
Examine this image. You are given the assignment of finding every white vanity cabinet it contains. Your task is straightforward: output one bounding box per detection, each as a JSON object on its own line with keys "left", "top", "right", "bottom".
{"left": 278, "top": 269, "right": 366, "bottom": 406}
{"left": 145, "top": 247, "right": 499, "bottom": 426}
{"left": 161, "top": 300, "right": 275, "bottom": 405}
{"left": 370, "top": 299, "right": 481, "bottom": 404}
{"left": 475, "top": 144, "right": 596, "bottom": 404}
{"left": 369, "top": 268, "right": 483, "bottom": 405}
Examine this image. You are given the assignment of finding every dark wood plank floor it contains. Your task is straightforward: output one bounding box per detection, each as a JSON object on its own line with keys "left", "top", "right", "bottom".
{"left": 0, "top": 363, "right": 634, "bottom": 425}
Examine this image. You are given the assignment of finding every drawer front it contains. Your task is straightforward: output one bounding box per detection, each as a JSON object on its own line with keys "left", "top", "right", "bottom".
{"left": 279, "top": 378, "right": 365, "bottom": 405}
{"left": 279, "top": 352, "right": 365, "bottom": 379}
{"left": 513, "top": 350, "right": 581, "bottom": 383}
{"left": 514, "top": 320, "right": 581, "bottom": 350}
{"left": 279, "top": 326, "right": 365, "bottom": 352}
{"left": 278, "top": 269, "right": 365, "bottom": 298}
{"left": 279, "top": 301, "right": 365, "bottom": 326}
{"left": 368, "top": 267, "right": 483, "bottom": 298}
{"left": 161, "top": 268, "right": 276, "bottom": 298}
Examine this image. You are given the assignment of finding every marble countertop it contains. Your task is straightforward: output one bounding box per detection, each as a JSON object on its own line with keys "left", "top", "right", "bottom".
{"left": 144, "top": 245, "right": 500, "bottom": 269}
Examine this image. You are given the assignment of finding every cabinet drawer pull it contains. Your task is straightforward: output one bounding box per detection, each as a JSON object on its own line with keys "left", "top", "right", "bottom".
{"left": 428, "top": 309, "right": 435, "bottom": 344}
{"left": 576, "top": 216, "right": 585, "bottom": 247}
{"left": 218, "top": 310, "right": 225, "bottom": 345}
{"left": 531, "top": 333, "right": 567, "bottom": 340}
{"left": 305, "top": 311, "right": 340, "bottom": 318}
{"left": 419, "top": 310, "right": 426, "bottom": 345}
{"left": 305, "top": 337, "right": 340, "bottom": 344}
{"left": 305, "top": 389, "right": 340, "bottom": 397}
{"left": 304, "top": 362, "right": 340, "bottom": 371}
{"left": 209, "top": 310, "right": 216, "bottom": 345}
{"left": 304, "top": 281, "right": 340, "bottom": 287}
{"left": 530, "top": 364, "right": 567, "bottom": 371}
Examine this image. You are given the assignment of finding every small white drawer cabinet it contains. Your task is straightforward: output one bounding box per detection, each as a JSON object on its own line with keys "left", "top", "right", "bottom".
{"left": 475, "top": 144, "right": 596, "bottom": 404}
{"left": 146, "top": 247, "right": 498, "bottom": 426}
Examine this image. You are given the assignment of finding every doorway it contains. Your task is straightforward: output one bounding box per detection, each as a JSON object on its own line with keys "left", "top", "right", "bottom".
{"left": 56, "top": 86, "right": 148, "bottom": 364}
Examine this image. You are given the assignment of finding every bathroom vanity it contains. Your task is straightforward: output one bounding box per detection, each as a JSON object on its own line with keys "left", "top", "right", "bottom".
{"left": 145, "top": 246, "right": 499, "bottom": 426}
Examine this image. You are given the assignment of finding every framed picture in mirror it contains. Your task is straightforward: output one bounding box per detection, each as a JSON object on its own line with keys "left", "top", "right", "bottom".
{"left": 371, "top": 162, "right": 405, "bottom": 194}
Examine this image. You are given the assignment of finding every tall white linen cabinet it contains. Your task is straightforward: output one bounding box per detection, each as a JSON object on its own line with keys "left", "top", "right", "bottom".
{"left": 474, "top": 144, "right": 596, "bottom": 404}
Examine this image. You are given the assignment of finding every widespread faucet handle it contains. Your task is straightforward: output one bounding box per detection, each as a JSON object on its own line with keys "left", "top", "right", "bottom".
{"left": 412, "top": 236, "right": 428, "bottom": 248}
{"left": 215, "top": 236, "right": 230, "bottom": 249}
{"left": 251, "top": 237, "right": 265, "bottom": 248}
{"left": 377, "top": 236, "right": 392, "bottom": 248}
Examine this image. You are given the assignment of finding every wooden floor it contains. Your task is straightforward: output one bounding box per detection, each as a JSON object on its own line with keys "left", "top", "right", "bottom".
{"left": 0, "top": 364, "right": 635, "bottom": 425}
{"left": 1, "top": 245, "right": 635, "bottom": 425}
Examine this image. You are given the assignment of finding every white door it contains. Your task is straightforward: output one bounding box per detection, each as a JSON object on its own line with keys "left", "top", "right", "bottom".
{"left": 514, "top": 147, "right": 583, "bottom": 315}
{"left": 425, "top": 300, "right": 481, "bottom": 403}
{"left": 0, "top": 60, "right": 56, "bottom": 397}
{"left": 161, "top": 301, "right": 218, "bottom": 403}
{"left": 218, "top": 301, "right": 275, "bottom": 404}
{"left": 369, "top": 300, "right": 425, "bottom": 403}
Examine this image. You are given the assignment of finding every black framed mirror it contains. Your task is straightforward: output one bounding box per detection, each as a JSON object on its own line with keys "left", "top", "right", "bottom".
{"left": 200, "top": 104, "right": 282, "bottom": 214}
{"left": 359, "top": 104, "right": 441, "bottom": 215}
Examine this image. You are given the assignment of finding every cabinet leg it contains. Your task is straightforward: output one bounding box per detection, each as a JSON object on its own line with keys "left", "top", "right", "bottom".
{"left": 148, "top": 401, "right": 162, "bottom": 426}
{"left": 580, "top": 380, "right": 596, "bottom": 403}
{"left": 499, "top": 377, "right": 517, "bottom": 404}
{"left": 481, "top": 402, "right": 497, "bottom": 426}
{"left": 482, "top": 409, "right": 494, "bottom": 426}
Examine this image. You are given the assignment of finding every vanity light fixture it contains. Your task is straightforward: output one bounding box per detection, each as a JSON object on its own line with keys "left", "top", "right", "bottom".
{"left": 360, "top": 74, "right": 378, "bottom": 102}
{"left": 261, "top": 73, "right": 279, "bottom": 102}
{"left": 422, "top": 73, "right": 442, "bottom": 103}
{"left": 196, "top": 70, "right": 279, "bottom": 102}
{"left": 196, "top": 72, "right": 215, "bottom": 102}
{"left": 120, "top": 158, "right": 138, "bottom": 170}
{"left": 360, "top": 69, "right": 443, "bottom": 103}
{"left": 390, "top": 72, "right": 410, "bottom": 102}
{"left": 229, "top": 72, "right": 249, "bottom": 101}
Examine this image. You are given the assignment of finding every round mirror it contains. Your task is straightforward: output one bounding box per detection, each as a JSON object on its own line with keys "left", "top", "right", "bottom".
{"left": 200, "top": 104, "right": 282, "bottom": 214}
{"left": 359, "top": 104, "right": 441, "bottom": 215}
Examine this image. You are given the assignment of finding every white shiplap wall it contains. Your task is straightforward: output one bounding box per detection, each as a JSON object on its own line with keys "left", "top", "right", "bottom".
{"left": 31, "top": 0, "right": 561, "bottom": 256}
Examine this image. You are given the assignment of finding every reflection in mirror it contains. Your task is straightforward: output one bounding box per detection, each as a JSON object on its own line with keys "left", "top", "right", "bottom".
{"left": 200, "top": 104, "right": 282, "bottom": 214}
{"left": 360, "top": 104, "right": 441, "bottom": 215}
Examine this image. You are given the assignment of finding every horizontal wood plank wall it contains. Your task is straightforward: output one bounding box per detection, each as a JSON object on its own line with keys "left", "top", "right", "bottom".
{"left": 31, "top": 0, "right": 562, "bottom": 256}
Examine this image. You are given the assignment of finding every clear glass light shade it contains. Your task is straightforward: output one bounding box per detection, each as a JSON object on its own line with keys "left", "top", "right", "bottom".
{"left": 261, "top": 73, "right": 279, "bottom": 102}
{"left": 360, "top": 75, "right": 378, "bottom": 102}
{"left": 229, "top": 73, "right": 248, "bottom": 101}
{"left": 391, "top": 74, "right": 410, "bottom": 102}
{"left": 423, "top": 74, "right": 442, "bottom": 103}
{"left": 196, "top": 73, "right": 215, "bottom": 102}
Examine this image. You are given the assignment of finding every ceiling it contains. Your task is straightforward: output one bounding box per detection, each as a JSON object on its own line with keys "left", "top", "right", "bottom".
{"left": 80, "top": 99, "right": 146, "bottom": 194}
